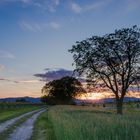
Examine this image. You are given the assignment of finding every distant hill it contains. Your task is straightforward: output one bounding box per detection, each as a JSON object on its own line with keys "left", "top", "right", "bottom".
{"left": 0, "top": 97, "right": 41, "bottom": 103}
{"left": 74, "top": 97, "right": 140, "bottom": 104}
{"left": 0, "top": 96, "right": 139, "bottom": 104}
{"left": 98, "top": 97, "right": 140, "bottom": 103}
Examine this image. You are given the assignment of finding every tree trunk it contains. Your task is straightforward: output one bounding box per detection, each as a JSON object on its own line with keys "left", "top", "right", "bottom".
{"left": 116, "top": 99, "right": 123, "bottom": 115}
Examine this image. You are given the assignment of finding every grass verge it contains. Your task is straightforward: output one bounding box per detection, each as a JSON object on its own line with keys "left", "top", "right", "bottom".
{"left": 30, "top": 108, "right": 56, "bottom": 140}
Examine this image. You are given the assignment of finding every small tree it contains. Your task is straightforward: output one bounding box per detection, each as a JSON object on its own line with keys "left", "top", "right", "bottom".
{"left": 69, "top": 26, "right": 140, "bottom": 114}
{"left": 42, "top": 76, "right": 86, "bottom": 104}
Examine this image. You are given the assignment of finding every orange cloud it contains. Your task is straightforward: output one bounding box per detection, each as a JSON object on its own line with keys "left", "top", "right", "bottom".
{"left": 18, "top": 80, "right": 41, "bottom": 83}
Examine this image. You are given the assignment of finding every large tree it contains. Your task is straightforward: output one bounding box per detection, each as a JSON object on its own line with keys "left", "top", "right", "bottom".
{"left": 69, "top": 26, "right": 140, "bottom": 114}
{"left": 42, "top": 76, "right": 86, "bottom": 104}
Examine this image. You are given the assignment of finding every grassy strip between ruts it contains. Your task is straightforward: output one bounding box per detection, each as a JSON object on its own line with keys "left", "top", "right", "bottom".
{"left": 30, "top": 108, "right": 56, "bottom": 140}
{"left": 31, "top": 105, "right": 140, "bottom": 140}
{"left": 0, "top": 112, "right": 37, "bottom": 140}
{"left": 0, "top": 105, "right": 44, "bottom": 123}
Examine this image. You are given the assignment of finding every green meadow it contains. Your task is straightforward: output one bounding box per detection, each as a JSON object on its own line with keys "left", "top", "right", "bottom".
{"left": 32, "top": 105, "right": 140, "bottom": 140}
{"left": 0, "top": 103, "right": 43, "bottom": 123}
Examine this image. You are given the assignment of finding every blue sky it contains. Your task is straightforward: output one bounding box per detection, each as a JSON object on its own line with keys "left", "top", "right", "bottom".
{"left": 0, "top": 0, "right": 140, "bottom": 98}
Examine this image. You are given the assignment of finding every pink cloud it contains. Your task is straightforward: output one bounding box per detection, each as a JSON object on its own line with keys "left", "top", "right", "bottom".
{"left": 0, "top": 64, "right": 5, "bottom": 70}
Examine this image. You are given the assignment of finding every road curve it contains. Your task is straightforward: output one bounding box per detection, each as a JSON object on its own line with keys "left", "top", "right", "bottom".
{"left": 7, "top": 109, "right": 46, "bottom": 140}
{"left": 0, "top": 108, "right": 44, "bottom": 133}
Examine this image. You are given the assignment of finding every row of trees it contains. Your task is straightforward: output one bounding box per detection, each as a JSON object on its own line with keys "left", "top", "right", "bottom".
{"left": 42, "top": 26, "right": 140, "bottom": 114}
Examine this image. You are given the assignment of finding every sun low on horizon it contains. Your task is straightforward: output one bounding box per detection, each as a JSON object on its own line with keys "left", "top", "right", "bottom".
{"left": 0, "top": 0, "right": 140, "bottom": 99}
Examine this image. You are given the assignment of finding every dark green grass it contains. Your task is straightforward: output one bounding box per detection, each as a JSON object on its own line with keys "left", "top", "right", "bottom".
{"left": 50, "top": 106, "right": 140, "bottom": 140}
{"left": 0, "top": 103, "right": 44, "bottom": 123}
{"left": 30, "top": 108, "right": 56, "bottom": 140}
{"left": 31, "top": 105, "right": 140, "bottom": 140}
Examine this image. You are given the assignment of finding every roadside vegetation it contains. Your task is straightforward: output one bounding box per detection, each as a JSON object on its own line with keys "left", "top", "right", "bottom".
{"left": 0, "top": 113, "right": 35, "bottom": 140}
{"left": 0, "top": 102, "right": 44, "bottom": 123}
{"left": 32, "top": 105, "right": 140, "bottom": 140}
{"left": 31, "top": 108, "right": 56, "bottom": 140}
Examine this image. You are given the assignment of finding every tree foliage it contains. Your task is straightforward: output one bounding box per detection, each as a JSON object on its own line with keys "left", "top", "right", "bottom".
{"left": 42, "top": 76, "right": 86, "bottom": 104}
{"left": 41, "top": 95, "right": 56, "bottom": 105}
{"left": 69, "top": 26, "right": 140, "bottom": 114}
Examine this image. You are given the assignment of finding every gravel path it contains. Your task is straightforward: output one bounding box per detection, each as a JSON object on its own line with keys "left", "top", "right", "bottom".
{"left": 0, "top": 108, "right": 43, "bottom": 133}
{"left": 7, "top": 109, "right": 46, "bottom": 140}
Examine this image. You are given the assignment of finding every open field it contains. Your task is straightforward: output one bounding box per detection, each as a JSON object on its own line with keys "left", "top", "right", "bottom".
{"left": 32, "top": 105, "right": 140, "bottom": 140}
{"left": 0, "top": 104, "right": 140, "bottom": 140}
{"left": 0, "top": 103, "right": 44, "bottom": 123}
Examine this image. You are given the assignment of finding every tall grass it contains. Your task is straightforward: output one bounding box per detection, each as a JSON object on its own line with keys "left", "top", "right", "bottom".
{"left": 31, "top": 110, "right": 56, "bottom": 140}
{"left": 48, "top": 105, "right": 140, "bottom": 140}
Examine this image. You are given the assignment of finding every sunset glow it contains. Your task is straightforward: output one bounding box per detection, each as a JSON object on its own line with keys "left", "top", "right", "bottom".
{"left": 79, "top": 91, "right": 140, "bottom": 100}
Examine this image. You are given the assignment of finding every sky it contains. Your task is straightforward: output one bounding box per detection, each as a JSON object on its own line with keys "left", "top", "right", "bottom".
{"left": 0, "top": 0, "right": 140, "bottom": 98}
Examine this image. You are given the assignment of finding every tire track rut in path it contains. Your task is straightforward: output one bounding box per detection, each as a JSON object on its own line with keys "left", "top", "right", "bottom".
{"left": 7, "top": 109, "right": 46, "bottom": 140}
{"left": 0, "top": 108, "right": 43, "bottom": 133}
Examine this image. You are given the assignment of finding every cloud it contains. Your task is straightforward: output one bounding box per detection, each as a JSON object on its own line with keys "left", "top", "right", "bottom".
{"left": 70, "top": 0, "right": 112, "bottom": 14}
{"left": 34, "top": 68, "right": 85, "bottom": 82}
{"left": 0, "top": 78, "right": 40, "bottom": 84}
{"left": 19, "top": 21, "right": 60, "bottom": 32}
{"left": 0, "top": 0, "right": 31, "bottom": 4}
{"left": 0, "top": 64, "right": 5, "bottom": 71}
{"left": 46, "top": 0, "right": 60, "bottom": 12}
{"left": 0, "top": 50, "right": 15, "bottom": 59}
{"left": 33, "top": 0, "right": 60, "bottom": 13}
{"left": 17, "top": 80, "right": 40, "bottom": 83}
{"left": 34, "top": 68, "right": 74, "bottom": 81}
{"left": 49, "top": 22, "right": 60, "bottom": 29}
{"left": 71, "top": 2, "right": 82, "bottom": 13}
{"left": 19, "top": 21, "right": 41, "bottom": 32}
{"left": 85, "top": 1, "right": 108, "bottom": 11}
{"left": 1, "top": 0, "right": 60, "bottom": 13}
{"left": 124, "top": 0, "right": 140, "bottom": 12}
{"left": 21, "top": 0, "right": 31, "bottom": 4}
{"left": 53, "top": 0, "right": 59, "bottom": 5}
{"left": 0, "top": 78, "right": 18, "bottom": 83}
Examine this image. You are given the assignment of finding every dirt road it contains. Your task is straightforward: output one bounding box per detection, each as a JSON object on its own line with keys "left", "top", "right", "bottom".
{"left": 7, "top": 109, "right": 46, "bottom": 140}
{"left": 0, "top": 108, "right": 43, "bottom": 133}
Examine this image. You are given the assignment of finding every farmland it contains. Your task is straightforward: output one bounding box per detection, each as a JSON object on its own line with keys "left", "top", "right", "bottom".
{"left": 0, "top": 102, "right": 44, "bottom": 123}
{"left": 32, "top": 105, "right": 140, "bottom": 140}
{"left": 0, "top": 103, "right": 140, "bottom": 140}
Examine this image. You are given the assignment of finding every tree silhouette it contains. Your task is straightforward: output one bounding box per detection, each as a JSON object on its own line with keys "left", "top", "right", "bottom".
{"left": 69, "top": 26, "right": 140, "bottom": 114}
{"left": 42, "top": 76, "right": 86, "bottom": 104}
